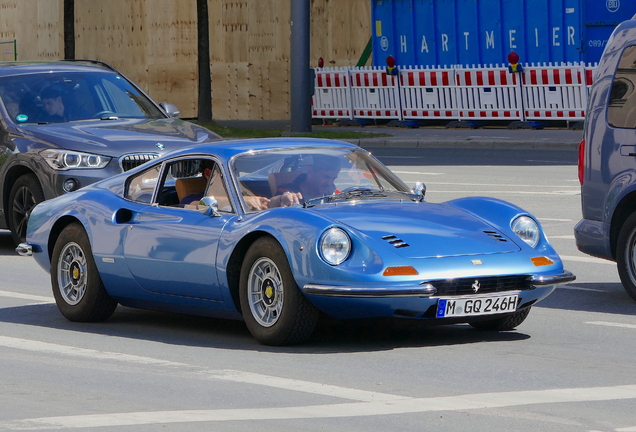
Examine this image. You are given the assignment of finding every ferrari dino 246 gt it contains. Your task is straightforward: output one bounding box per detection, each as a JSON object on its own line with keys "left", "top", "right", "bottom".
{"left": 18, "top": 138, "right": 574, "bottom": 345}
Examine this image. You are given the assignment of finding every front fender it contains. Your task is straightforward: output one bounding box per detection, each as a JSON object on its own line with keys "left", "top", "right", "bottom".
{"left": 445, "top": 196, "right": 558, "bottom": 259}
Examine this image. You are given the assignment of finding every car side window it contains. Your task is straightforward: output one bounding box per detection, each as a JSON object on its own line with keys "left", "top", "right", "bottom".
{"left": 125, "top": 164, "right": 162, "bottom": 203}
{"left": 608, "top": 45, "right": 636, "bottom": 129}
{"left": 156, "top": 158, "right": 234, "bottom": 213}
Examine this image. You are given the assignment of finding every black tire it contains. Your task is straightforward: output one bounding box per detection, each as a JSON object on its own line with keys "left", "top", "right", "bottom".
{"left": 469, "top": 307, "right": 531, "bottom": 331}
{"left": 616, "top": 212, "right": 636, "bottom": 301}
{"left": 50, "top": 223, "right": 117, "bottom": 322}
{"left": 8, "top": 173, "right": 45, "bottom": 245}
{"left": 239, "top": 237, "right": 319, "bottom": 345}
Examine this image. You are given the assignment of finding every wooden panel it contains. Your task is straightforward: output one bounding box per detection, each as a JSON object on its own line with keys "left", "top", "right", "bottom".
{"left": 146, "top": 0, "right": 197, "bottom": 64}
{"left": 211, "top": 62, "right": 232, "bottom": 119}
{"left": 75, "top": 0, "right": 148, "bottom": 68}
{"left": 148, "top": 62, "right": 197, "bottom": 118}
{"left": 0, "top": 0, "right": 371, "bottom": 120}
{"left": 311, "top": 0, "right": 371, "bottom": 67}
{"left": 0, "top": 0, "right": 17, "bottom": 61}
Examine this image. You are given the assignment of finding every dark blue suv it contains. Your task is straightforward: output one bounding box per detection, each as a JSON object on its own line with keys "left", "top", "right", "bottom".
{"left": 0, "top": 60, "right": 221, "bottom": 244}
{"left": 575, "top": 16, "right": 636, "bottom": 300}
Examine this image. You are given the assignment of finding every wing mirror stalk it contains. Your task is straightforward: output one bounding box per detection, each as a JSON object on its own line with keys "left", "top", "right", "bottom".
{"left": 412, "top": 181, "right": 426, "bottom": 201}
{"left": 198, "top": 196, "right": 221, "bottom": 217}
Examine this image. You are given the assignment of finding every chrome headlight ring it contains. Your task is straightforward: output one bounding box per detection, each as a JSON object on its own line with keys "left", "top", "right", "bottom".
{"left": 41, "top": 149, "right": 111, "bottom": 170}
{"left": 511, "top": 215, "right": 540, "bottom": 248}
{"left": 318, "top": 227, "right": 351, "bottom": 266}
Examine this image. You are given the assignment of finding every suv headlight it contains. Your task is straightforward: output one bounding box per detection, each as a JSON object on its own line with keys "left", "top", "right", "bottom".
{"left": 41, "top": 149, "right": 111, "bottom": 170}
{"left": 319, "top": 227, "right": 351, "bottom": 266}
{"left": 511, "top": 216, "right": 540, "bottom": 248}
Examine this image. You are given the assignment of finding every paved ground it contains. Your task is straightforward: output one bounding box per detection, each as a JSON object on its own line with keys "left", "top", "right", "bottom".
{"left": 215, "top": 120, "right": 583, "bottom": 150}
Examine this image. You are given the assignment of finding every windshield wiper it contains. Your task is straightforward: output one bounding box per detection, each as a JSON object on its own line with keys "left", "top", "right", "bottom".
{"left": 304, "top": 187, "right": 386, "bottom": 207}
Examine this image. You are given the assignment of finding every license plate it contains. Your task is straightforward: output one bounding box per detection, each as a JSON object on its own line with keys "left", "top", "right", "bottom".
{"left": 436, "top": 294, "right": 518, "bottom": 318}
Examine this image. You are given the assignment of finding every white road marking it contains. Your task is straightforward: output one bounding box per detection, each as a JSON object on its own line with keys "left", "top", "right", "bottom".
{"left": 560, "top": 255, "right": 615, "bottom": 265}
{"left": 0, "top": 290, "right": 54, "bottom": 304}
{"left": 390, "top": 170, "right": 444, "bottom": 175}
{"left": 205, "top": 370, "right": 407, "bottom": 402}
{"left": 424, "top": 181, "right": 579, "bottom": 188}
{"left": 0, "top": 336, "right": 402, "bottom": 402}
{"left": 558, "top": 285, "right": 605, "bottom": 293}
{"left": 431, "top": 190, "right": 580, "bottom": 195}
{"left": 617, "top": 426, "right": 636, "bottom": 431}
{"left": 0, "top": 336, "right": 188, "bottom": 367}
{"left": 3, "top": 385, "right": 636, "bottom": 429}
{"left": 547, "top": 235, "right": 576, "bottom": 239}
{"left": 586, "top": 321, "right": 636, "bottom": 330}
{"left": 539, "top": 218, "right": 574, "bottom": 222}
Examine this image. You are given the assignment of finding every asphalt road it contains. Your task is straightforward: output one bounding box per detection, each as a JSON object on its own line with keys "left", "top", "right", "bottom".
{"left": 1, "top": 146, "right": 634, "bottom": 431}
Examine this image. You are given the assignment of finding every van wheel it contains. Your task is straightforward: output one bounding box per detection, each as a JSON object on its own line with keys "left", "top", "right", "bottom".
{"left": 616, "top": 213, "right": 636, "bottom": 301}
{"left": 8, "top": 174, "right": 45, "bottom": 245}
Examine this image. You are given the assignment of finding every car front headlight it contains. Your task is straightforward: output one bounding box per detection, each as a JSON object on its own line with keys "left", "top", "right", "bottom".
{"left": 319, "top": 227, "right": 351, "bottom": 266}
{"left": 511, "top": 215, "right": 540, "bottom": 248}
{"left": 40, "top": 149, "right": 111, "bottom": 170}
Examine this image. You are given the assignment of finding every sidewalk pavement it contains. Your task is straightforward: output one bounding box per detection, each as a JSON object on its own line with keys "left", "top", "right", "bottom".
{"left": 214, "top": 120, "right": 583, "bottom": 150}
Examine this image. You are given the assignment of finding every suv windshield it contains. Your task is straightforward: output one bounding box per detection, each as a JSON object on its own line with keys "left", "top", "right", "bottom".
{"left": 0, "top": 71, "right": 165, "bottom": 124}
{"left": 232, "top": 147, "right": 412, "bottom": 211}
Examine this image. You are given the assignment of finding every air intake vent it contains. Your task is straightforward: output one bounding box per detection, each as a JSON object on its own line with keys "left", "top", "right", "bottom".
{"left": 381, "top": 235, "right": 410, "bottom": 248}
{"left": 119, "top": 153, "right": 159, "bottom": 171}
{"left": 483, "top": 230, "right": 508, "bottom": 242}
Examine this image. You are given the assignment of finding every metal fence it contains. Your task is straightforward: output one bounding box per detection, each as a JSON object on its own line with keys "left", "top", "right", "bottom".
{"left": 312, "top": 62, "right": 598, "bottom": 123}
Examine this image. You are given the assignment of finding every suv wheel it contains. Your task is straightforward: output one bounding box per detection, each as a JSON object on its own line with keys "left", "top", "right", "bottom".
{"left": 616, "top": 213, "right": 636, "bottom": 301}
{"left": 8, "top": 174, "right": 45, "bottom": 245}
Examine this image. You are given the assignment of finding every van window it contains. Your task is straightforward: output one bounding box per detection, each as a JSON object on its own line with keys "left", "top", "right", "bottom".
{"left": 608, "top": 45, "right": 636, "bottom": 129}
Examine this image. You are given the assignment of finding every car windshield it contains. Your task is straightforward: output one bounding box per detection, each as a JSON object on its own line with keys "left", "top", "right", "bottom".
{"left": 0, "top": 70, "right": 165, "bottom": 124}
{"left": 232, "top": 147, "right": 413, "bottom": 211}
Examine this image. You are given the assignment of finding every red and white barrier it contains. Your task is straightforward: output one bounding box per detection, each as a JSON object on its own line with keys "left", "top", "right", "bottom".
{"left": 349, "top": 67, "right": 401, "bottom": 119}
{"left": 311, "top": 63, "right": 597, "bottom": 123}
{"left": 454, "top": 67, "right": 522, "bottom": 120}
{"left": 312, "top": 68, "right": 353, "bottom": 119}
{"left": 522, "top": 64, "right": 588, "bottom": 121}
{"left": 400, "top": 67, "right": 457, "bottom": 119}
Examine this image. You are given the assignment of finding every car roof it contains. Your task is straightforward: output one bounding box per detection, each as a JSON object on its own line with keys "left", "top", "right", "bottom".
{"left": 161, "top": 138, "right": 361, "bottom": 163}
{"left": 0, "top": 60, "right": 115, "bottom": 77}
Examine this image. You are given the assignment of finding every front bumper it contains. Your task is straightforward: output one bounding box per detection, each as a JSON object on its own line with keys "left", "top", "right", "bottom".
{"left": 301, "top": 271, "right": 575, "bottom": 320}
{"left": 302, "top": 271, "right": 575, "bottom": 298}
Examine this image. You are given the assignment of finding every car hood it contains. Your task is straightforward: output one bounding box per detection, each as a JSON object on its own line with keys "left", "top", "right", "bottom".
{"left": 313, "top": 201, "right": 521, "bottom": 258}
{"left": 18, "top": 118, "right": 221, "bottom": 157}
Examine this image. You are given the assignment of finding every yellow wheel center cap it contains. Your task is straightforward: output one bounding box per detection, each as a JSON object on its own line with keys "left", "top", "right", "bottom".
{"left": 72, "top": 267, "right": 80, "bottom": 279}
{"left": 265, "top": 285, "right": 274, "bottom": 299}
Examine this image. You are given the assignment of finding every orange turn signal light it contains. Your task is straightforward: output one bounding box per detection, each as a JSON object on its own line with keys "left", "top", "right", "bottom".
{"left": 531, "top": 256, "right": 554, "bottom": 267}
{"left": 383, "top": 266, "right": 419, "bottom": 276}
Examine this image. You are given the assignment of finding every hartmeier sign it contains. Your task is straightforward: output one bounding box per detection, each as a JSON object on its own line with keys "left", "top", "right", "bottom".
{"left": 371, "top": 0, "right": 635, "bottom": 67}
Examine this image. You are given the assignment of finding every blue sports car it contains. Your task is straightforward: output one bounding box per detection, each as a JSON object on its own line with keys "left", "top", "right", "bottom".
{"left": 18, "top": 138, "right": 574, "bottom": 345}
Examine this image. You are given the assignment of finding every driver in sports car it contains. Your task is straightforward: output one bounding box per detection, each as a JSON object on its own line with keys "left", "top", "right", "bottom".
{"left": 268, "top": 155, "right": 341, "bottom": 208}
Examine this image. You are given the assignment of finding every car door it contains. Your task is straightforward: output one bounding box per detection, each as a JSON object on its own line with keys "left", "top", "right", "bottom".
{"left": 121, "top": 157, "right": 235, "bottom": 301}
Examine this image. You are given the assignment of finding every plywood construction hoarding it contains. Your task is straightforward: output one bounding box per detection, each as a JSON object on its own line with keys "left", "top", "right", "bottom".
{"left": 0, "top": 0, "right": 371, "bottom": 120}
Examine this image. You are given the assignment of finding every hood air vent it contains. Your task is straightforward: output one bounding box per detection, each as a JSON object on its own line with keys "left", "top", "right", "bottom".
{"left": 381, "top": 235, "right": 410, "bottom": 248}
{"left": 484, "top": 230, "right": 508, "bottom": 242}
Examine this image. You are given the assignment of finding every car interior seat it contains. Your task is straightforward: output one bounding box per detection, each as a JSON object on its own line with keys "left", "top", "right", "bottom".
{"left": 175, "top": 176, "right": 207, "bottom": 203}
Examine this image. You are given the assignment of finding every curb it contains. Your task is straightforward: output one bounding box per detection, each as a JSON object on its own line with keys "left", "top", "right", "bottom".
{"left": 343, "top": 139, "right": 580, "bottom": 150}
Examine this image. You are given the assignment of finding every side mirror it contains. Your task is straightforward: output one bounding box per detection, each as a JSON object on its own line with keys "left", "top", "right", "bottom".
{"left": 198, "top": 196, "right": 221, "bottom": 217}
{"left": 159, "top": 102, "right": 181, "bottom": 118}
{"left": 412, "top": 181, "right": 426, "bottom": 201}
